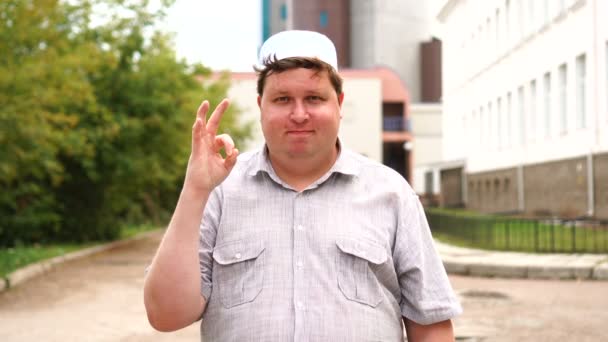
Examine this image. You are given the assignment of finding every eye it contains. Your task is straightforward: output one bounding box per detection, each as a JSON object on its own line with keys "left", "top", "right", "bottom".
{"left": 307, "top": 95, "right": 324, "bottom": 102}
{"left": 274, "top": 96, "right": 290, "bottom": 103}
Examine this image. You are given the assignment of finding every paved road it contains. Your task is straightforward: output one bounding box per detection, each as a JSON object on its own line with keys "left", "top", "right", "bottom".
{"left": 451, "top": 275, "right": 608, "bottom": 341}
{"left": 1, "top": 231, "right": 607, "bottom": 341}
{"left": 0, "top": 231, "right": 199, "bottom": 342}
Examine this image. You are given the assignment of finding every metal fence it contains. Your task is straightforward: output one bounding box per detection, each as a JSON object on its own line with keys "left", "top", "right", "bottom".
{"left": 426, "top": 211, "right": 608, "bottom": 254}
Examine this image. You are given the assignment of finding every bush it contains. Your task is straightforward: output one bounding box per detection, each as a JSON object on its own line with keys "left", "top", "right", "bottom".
{"left": 0, "top": 0, "right": 251, "bottom": 246}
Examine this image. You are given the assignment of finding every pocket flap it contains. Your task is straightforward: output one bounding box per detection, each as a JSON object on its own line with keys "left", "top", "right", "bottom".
{"left": 336, "top": 237, "right": 387, "bottom": 265}
{"left": 213, "top": 239, "right": 265, "bottom": 265}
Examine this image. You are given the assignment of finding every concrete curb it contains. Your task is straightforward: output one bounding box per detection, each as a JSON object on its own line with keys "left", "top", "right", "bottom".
{"left": 1, "top": 230, "right": 161, "bottom": 293}
{"left": 438, "top": 243, "right": 608, "bottom": 281}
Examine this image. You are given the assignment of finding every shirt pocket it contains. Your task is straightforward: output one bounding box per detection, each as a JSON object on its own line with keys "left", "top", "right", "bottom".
{"left": 212, "top": 239, "right": 265, "bottom": 308}
{"left": 336, "top": 236, "right": 388, "bottom": 308}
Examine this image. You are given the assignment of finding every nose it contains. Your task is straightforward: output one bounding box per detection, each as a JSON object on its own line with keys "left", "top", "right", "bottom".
{"left": 290, "top": 100, "right": 309, "bottom": 124}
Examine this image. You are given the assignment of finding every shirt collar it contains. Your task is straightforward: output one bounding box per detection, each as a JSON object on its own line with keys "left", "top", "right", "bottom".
{"left": 246, "top": 139, "right": 361, "bottom": 179}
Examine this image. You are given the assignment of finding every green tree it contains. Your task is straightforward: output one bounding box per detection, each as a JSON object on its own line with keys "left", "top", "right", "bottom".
{"left": 0, "top": 0, "right": 252, "bottom": 246}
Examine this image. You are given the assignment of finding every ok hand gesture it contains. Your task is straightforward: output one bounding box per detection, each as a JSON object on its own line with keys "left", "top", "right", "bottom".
{"left": 183, "top": 99, "right": 239, "bottom": 195}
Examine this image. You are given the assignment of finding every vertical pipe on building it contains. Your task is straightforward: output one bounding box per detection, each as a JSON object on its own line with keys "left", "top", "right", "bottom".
{"left": 517, "top": 164, "right": 524, "bottom": 212}
{"left": 587, "top": 0, "right": 599, "bottom": 217}
{"left": 286, "top": 0, "right": 294, "bottom": 30}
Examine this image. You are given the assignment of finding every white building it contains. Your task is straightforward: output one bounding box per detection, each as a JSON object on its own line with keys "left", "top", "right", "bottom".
{"left": 410, "top": 104, "right": 443, "bottom": 203}
{"left": 438, "top": 0, "right": 608, "bottom": 218}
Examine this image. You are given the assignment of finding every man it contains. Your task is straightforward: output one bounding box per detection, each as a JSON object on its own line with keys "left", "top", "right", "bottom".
{"left": 144, "top": 30, "right": 462, "bottom": 341}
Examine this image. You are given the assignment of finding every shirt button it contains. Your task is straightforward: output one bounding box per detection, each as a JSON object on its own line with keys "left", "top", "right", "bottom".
{"left": 296, "top": 301, "right": 304, "bottom": 310}
{"left": 234, "top": 253, "right": 242, "bottom": 259}
{"left": 296, "top": 225, "right": 304, "bottom": 231}
{"left": 296, "top": 260, "right": 303, "bottom": 268}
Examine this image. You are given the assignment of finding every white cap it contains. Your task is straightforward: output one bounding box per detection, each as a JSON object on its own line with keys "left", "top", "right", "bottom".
{"left": 258, "top": 30, "right": 338, "bottom": 71}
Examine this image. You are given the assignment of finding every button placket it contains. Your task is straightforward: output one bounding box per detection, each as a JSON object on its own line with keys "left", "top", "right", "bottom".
{"left": 293, "top": 193, "right": 307, "bottom": 341}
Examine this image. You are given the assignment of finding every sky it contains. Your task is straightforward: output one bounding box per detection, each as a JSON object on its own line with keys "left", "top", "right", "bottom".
{"left": 162, "top": 0, "right": 262, "bottom": 72}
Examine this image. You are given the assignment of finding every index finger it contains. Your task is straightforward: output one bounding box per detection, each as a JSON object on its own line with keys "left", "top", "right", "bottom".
{"left": 206, "top": 99, "right": 230, "bottom": 135}
{"left": 196, "top": 100, "right": 210, "bottom": 125}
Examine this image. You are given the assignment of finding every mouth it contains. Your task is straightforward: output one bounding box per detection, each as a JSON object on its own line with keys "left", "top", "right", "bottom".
{"left": 286, "top": 130, "right": 314, "bottom": 136}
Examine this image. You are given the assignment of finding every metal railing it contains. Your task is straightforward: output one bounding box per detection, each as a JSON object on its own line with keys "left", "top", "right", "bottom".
{"left": 426, "top": 210, "right": 608, "bottom": 253}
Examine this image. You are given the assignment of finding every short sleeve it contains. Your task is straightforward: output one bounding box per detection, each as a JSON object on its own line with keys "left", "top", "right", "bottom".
{"left": 393, "top": 193, "right": 462, "bottom": 324}
{"left": 199, "top": 187, "right": 222, "bottom": 301}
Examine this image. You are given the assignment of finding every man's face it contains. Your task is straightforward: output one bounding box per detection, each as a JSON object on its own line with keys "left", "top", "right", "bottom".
{"left": 258, "top": 68, "right": 344, "bottom": 160}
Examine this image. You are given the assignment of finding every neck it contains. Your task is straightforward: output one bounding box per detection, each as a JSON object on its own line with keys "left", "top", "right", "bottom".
{"left": 269, "top": 145, "right": 338, "bottom": 192}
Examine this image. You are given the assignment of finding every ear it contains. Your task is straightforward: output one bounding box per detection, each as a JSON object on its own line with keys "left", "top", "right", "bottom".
{"left": 338, "top": 93, "right": 345, "bottom": 118}
{"left": 257, "top": 95, "right": 262, "bottom": 109}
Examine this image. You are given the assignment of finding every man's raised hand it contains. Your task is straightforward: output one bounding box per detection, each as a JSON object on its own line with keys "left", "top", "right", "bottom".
{"left": 184, "top": 99, "right": 239, "bottom": 195}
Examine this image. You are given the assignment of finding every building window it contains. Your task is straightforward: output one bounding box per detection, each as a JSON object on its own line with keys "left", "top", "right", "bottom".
{"left": 280, "top": 4, "right": 287, "bottom": 20}
{"left": 471, "top": 110, "right": 477, "bottom": 150}
{"left": 507, "top": 92, "right": 512, "bottom": 147}
{"left": 488, "top": 102, "right": 493, "bottom": 149}
{"left": 478, "top": 26, "right": 483, "bottom": 64}
{"left": 517, "top": 0, "right": 524, "bottom": 40}
{"left": 463, "top": 114, "right": 468, "bottom": 148}
{"left": 479, "top": 106, "right": 484, "bottom": 145}
{"left": 528, "top": 0, "right": 536, "bottom": 34}
{"left": 606, "top": 42, "right": 608, "bottom": 120}
{"left": 559, "top": 0, "right": 567, "bottom": 13}
{"left": 486, "top": 18, "right": 491, "bottom": 60}
{"left": 495, "top": 9, "right": 501, "bottom": 53}
{"left": 518, "top": 86, "right": 525, "bottom": 145}
{"left": 505, "top": 0, "right": 511, "bottom": 47}
{"left": 497, "top": 98, "right": 503, "bottom": 149}
{"left": 319, "top": 10, "right": 328, "bottom": 28}
{"left": 543, "top": 72, "right": 552, "bottom": 138}
{"left": 530, "top": 80, "right": 537, "bottom": 141}
{"left": 558, "top": 63, "right": 568, "bottom": 134}
{"left": 576, "top": 53, "right": 586, "bottom": 129}
{"left": 551, "top": 0, "right": 561, "bottom": 19}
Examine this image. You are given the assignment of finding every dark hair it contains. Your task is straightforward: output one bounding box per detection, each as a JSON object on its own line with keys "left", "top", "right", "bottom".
{"left": 254, "top": 55, "right": 343, "bottom": 97}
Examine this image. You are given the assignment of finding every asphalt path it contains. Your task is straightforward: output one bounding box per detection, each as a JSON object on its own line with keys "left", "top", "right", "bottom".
{"left": 1, "top": 230, "right": 606, "bottom": 341}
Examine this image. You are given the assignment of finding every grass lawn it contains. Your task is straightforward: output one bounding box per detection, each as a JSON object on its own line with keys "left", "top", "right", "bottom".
{"left": 0, "top": 224, "right": 159, "bottom": 278}
{"left": 0, "top": 244, "right": 91, "bottom": 278}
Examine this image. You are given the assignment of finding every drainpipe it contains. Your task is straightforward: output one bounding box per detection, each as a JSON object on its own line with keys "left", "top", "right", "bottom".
{"left": 587, "top": 154, "right": 594, "bottom": 217}
{"left": 286, "top": 0, "right": 294, "bottom": 30}
{"left": 587, "top": 0, "right": 599, "bottom": 217}
{"left": 517, "top": 164, "right": 525, "bottom": 212}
